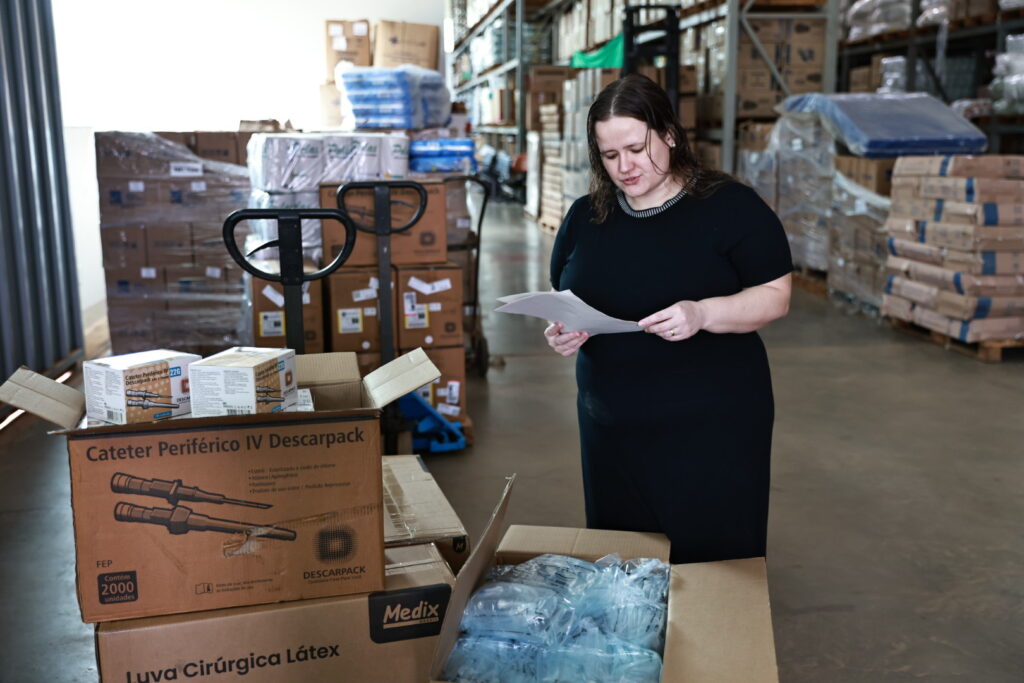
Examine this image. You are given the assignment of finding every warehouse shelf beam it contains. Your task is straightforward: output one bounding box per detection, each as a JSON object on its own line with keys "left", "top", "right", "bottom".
{"left": 840, "top": 17, "right": 1024, "bottom": 58}
{"left": 454, "top": 58, "right": 521, "bottom": 95}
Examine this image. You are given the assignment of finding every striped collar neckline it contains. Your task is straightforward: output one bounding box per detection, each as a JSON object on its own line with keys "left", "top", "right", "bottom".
{"left": 616, "top": 176, "right": 697, "bottom": 218}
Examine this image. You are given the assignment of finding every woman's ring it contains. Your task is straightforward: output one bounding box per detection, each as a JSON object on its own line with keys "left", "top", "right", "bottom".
{"left": 669, "top": 328, "right": 677, "bottom": 337}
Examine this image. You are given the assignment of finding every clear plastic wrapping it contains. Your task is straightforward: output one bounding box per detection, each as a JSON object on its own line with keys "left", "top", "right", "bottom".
{"left": 991, "top": 34, "right": 1024, "bottom": 115}
{"left": 781, "top": 93, "right": 987, "bottom": 157}
{"left": 96, "top": 132, "right": 251, "bottom": 355}
{"left": 409, "top": 138, "right": 477, "bottom": 174}
{"left": 246, "top": 132, "right": 408, "bottom": 192}
{"left": 828, "top": 171, "right": 892, "bottom": 309}
{"left": 336, "top": 65, "right": 451, "bottom": 130}
{"left": 846, "top": 0, "right": 912, "bottom": 41}
{"left": 442, "top": 553, "right": 669, "bottom": 683}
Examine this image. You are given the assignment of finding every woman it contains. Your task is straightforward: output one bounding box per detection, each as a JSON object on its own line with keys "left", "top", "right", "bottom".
{"left": 545, "top": 74, "right": 792, "bottom": 564}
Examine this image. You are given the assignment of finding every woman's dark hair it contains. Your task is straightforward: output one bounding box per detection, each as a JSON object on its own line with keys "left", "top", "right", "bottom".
{"left": 586, "top": 73, "right": 732, "bottom": 222}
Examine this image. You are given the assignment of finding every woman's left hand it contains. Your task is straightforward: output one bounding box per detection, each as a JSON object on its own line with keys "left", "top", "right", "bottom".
{"left": 638, "top": 301, "right": 705, "bottom": 342}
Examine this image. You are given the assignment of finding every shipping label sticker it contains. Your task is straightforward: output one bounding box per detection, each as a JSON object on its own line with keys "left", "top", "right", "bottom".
{"left": 261, "top": 284, "right": 286, "bottom": 308}
{"left": 302, "top": 292, "right": 311, "bottom": 305}
{"left": 353, "top": 21, "right": 368, "bottom": 36}
{"left": 328, "top": 23, "right": 343, "bottom": 36}
{"left": 369, "top": 276, "right": 380, "bottom": 289}
{"left": 457, "top": 218, "right": 471, "bottom": 228}
{"left": 405, "top": 305, "right": 428, "bottom": 329}
{"left": 437, "top": 403, "right": 461, "bottom": 417}
{"left": 352, "top": 288, "right": 376, "bottom": 302}
{"left": 260, "top": 311, "right": 285, "bottom": 337}
{"left": 205, "top": 266, "right": 222, "bottom": 278}
{"left": 445, "top": 380, "right": 461, "bottom": 405}
{"left": 128, "top": 181, "right": 145, "bottom": 193}
{"left": 428, "top": 302, "right": 443, "bottom": 312}
{"left": 332, "top": 36, "right": 348, "bottom": 51}
{"left": 364, "top": 306, "right": 377, "bottom": 317}
{"left": 431, "top": 278, "right": 453, "bottom": 293}
{"left": 339, "top": 308, "right": 363, "bottom": 334}
{"left": 191, "top": 181, "right": 207, "bottom": 192}
{"left": 140, "top": 267, "right": 157, "bottom": 279}
{"left": 169, "top": 161, "right": 203, "bottom": 177}
{"left": 403, "top": 291, "right": 418, "bottom": 315}
{"left": 408, "top": 276, "right": 434, "bottom": 296}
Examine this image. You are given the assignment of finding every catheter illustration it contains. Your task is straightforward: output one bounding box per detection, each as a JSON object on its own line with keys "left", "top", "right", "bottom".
{"left": 126, "top": 398, "right": 180, "bottom": 410}
{"left": 114, "top": 502, "right": 297, "bottom": 541}
{"left": 256, "top": 396, "right": 285, "bottom": 404}
{"left": 254, "top": 386, "right": 278, "bottom": 394}
{"left": 111, "top": 473, "right": 271, "bottom": 509}
{"left": 125, "top": 389, "right": 173, "bottom": 399}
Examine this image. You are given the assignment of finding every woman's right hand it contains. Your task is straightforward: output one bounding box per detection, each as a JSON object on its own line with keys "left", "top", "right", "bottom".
{"left": 544, "top": 322, "right": 588, "bottom": 357}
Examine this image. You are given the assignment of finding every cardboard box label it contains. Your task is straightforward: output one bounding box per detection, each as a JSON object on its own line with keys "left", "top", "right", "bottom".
{"left": 368, "top": 583, "right": 452, "bottom": 643}
{"left": 260, "top": 311, "right": 285, "bottom": 336}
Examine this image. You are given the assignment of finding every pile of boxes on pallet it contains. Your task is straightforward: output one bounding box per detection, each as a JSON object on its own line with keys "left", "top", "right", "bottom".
{"left": 848, "top": 54, "right": 892, "bottom": 93}
{"left": 0, "top": 349, "right": 474, "bottom": 682}
{"left": 96, "top": 132, "right": 250, "bottom": 356}
{"left": 539, "top": 104, "right": 566, "bottom": 230}
{"left": 882, "top": 155, "right": 1024, "bottom": 342}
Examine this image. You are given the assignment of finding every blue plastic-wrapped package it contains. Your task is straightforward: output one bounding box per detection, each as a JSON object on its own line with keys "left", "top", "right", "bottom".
{"left": 780, "top": 93, "right": 987, "bottom": 157}
{"left": 460, "top": 581, "right": 575, "bottom": 644}
{"left": 337, "top": 65, "right": 451, "bottom": 130}
{"left": 409, "top": 155, "right": 477, "bottom": 173}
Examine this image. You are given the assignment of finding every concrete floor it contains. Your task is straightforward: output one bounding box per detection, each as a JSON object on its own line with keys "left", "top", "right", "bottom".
{"left": 2, "top": 201, "right": 1023, "bottom": 681}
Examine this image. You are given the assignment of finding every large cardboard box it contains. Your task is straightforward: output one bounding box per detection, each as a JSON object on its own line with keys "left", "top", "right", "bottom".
{"left": 326, "top": 267, "right": 396, "bottom": 353}
{"left": 0, "top": 350, "right": 441, "bottom": 622}
{"left": 428, "top": 479, "right": 779, "bottom": 682}
{"left": 96, "top": 544, "right": 455, "bottom": 683}
{"left": 849, "top": 65, "right": 872, "bottom": 92}
{"left": 321, "top": 180, "right": 447, "bottom": 266}
{"left": 325, "top": 19, "right": 372, "bottom": 79}
{"left": 678, "top": 96, "right": 697, "bottom": 129}
{"left": 885, "top": 218, "right": 1024, "bottom": 251}
{"left": 101, "top": 226, "right": 147, "bottom": 269}
{"left": 373, "top": 20, "right": 439, "bottom": 70}
{"left": 98, "top": 178, "right": 161, "bottom": 224}
{"left": 105, "top": 266, "right": 168, "bottom": 309}
{"left": 191, "top": 222, "right": 239, "bottom": 267}
{"left": 917, "top": 177, "right": 1024, "bottom": 203}
{"left": 249, "top": 261, "right": 325, "bottom": 354}
{"left": 320, "top": 83, "right": 343, "bottom": 129}
{"left": 144, "top": 224, "right": 193, "bottom": 267}
{"left": 402, "top": 346, "right": 468, "bottom": 424}
{"left": 395, "top": 264, "right": 464, "bottom": 349}
{"left": 893, "top": 154, "right": 1024, "bottom": 179}
{"left": 193, "top": 132, "right": 241, "bottom": 166}
{"left": 190, "top": 347, "right": 298, "bottom": 416}
{"left": 859, "top": 158, "right": 896, "bottom": 196}
{"left": 383, "top": 455, "right": 469, "bottom": 572}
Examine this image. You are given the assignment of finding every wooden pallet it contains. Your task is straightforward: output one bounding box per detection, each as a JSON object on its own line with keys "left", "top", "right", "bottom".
{"left": 792, "top": 267, "right": 828, "bottom": 299}
{"left": 538, "top": 216, "right": 560, "bottom": 235}
{"left": 843, "top": 28, "right": 911, "bottom": 47}
{"left": 890, "top": 319, "right": 1024, "bottom": 362}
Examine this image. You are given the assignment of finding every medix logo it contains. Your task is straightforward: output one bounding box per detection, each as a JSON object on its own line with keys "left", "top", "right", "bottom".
{"left": 382, "top": 600, "right": 441, "bottom": 628}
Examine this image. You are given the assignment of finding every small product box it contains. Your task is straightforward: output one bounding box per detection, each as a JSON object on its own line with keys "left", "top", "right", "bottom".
{"left": 83, "top": 349, "right": 201, "bottom": 425}
{"left": 189, "top": 347, "right": 297, "bottom": 417}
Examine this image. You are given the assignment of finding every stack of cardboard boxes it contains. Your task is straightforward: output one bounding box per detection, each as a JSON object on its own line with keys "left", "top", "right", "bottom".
{"left": 321, "top": 19, "right": 440, "bottom": 128}
{"left": 0, "top": 353, "right": 471, "bottom": 682}
{"left": 317, "top": 179, "right": 472, "bottom": 427}
{"left": 562, "top": 69, "right": 621, "bottom": 216}
{"left": 696, "top": 18, "right": 826, "bottom": 122}
{"left": 882, "top": 155, "right": 1024, "bottom": 342}
{"left": 96, "top": 132, "right": 250, "bottom": 356}
{"left": 539, "top": 103, "right": 566, "bottom": 232}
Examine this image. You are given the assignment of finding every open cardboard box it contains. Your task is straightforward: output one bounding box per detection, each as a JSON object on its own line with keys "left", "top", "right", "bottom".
{"left": 0, "top": 350, "right": 440, "bottom": 623}
{"left": 429, "top": 476, "right": 779, "bottom": 683}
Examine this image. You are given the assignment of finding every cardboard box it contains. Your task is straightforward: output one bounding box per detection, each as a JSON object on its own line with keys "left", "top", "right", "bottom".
{"left": 881, "top": 293, "right": 915, "bottom": 321}
{"left": 373, "top": 20, "right": 439, "bottom": 70}
{"left": 912, "top": 305, "right": 1024, "bottom": 342}
{"left": 325, "top": 19, "right": 372, "bottom": 80}
{"left": 96, "top": 543, "right": 455, "bottom": 683}
{"left": 356, "top": 352, "right": 381, "bottom": 378}
{"left": 890, "top": 197, "right": 984, "bottom": 224}
{"left": 144, "top": 224, "right": 193, "bottom": 267}
{"left": 445, "top": 249, "right": 476, "bottom": 308}
{"left": 190, "top": 347, "right": 298, "bottom": 416}
{"left": 154, "top": 131, "right": 195, "bottom": 150}
{"left": 0, "top": 350, "right": 441, "bottom": 623}
{"left": 428, "top": 479, "right": 779, "bottom": 682}
{"left": 101, "top": 225, "right": 147, "bottom": 269}
{"left": 849, "top": 66, "right": 872, "bottom": 92}
{"left": 326, "top": 267, "right": 396, "bottom": 353}
{"left": 403, "top": 346, "right": 467, "bottom": 424}
{"left": 166, "top": 264, "right": 230, "bottom": 296}
{"left": 885, "top": 217, "right": 1024, "bottom": 251}
{"left": 445, "top": 180, "right": 474, "bottom": 247}
{"left": 941, "top": 249, "right": 1024, "bottom": 274}
{"left": 893, "top": 155, "right": 1024, "bottom": 179}
{"left": 738, "top": 122, "right": 775, "bottom": 151}
{"left": 105, "top": 266, "right": 167, "bottom": 309}
{"left": 98, "top": 178, "right": 161, "bottom": 224}
{"left": 917, "top": 177, "right": 1024, "bottom": 203}
{"left": 395, "top": 264, "right": 464, "bottom": 349}
{"left": 936, "top": 290, "right": 1024, "bottom": 319}
{"left": 191, "top": 222, "right": 238, "bottom": 267}
{"left": 887, "top": 255, "right": 1024, "bottom": 296}
{"left": 528, "top": 65, "right": 577, "bottom": 93}
{"left": 679, "top": 65, "right": 697, "bottom": 94}
{"left": 246, "top": 260, "right": 325, "bottom": 354}
{"left": 785, "top": 66, "right": 824, "bottom": 94}
{"left": 383, "top": 455, "right": 469, "bottom": 572}
{"left": 859, "top": 158, "right": 896, "bottom": 196}
{"left": 697, "top": 142, "right": 723, "bottom": 171}
{"left": 678, "top": 96, "right": 697, "bottom": 129}
{"left": 83, "top": 350, "right": 201, "bottom": 425}
{"left": 321, "top": 181, "right": 447, "bottom": 266}
{"left": 193, "top": 132, "right": 241, "bottom": 166}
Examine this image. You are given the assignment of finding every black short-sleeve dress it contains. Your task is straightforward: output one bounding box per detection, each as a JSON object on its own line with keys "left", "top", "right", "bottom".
{"left": 549, "top": 181, "right": 793, "bottom": 564}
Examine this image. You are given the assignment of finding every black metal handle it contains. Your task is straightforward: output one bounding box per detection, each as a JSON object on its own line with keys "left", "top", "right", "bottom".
{"left": 222, "top": 208, "right": 357, "bottom": 283}
{"left": 335, "top": 181, "right": 428, "bottom": 235}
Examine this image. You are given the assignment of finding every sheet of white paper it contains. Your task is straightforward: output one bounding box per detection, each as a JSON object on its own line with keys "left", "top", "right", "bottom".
{"left": 495, "top": 289, "right": 641, "bottom": 335}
